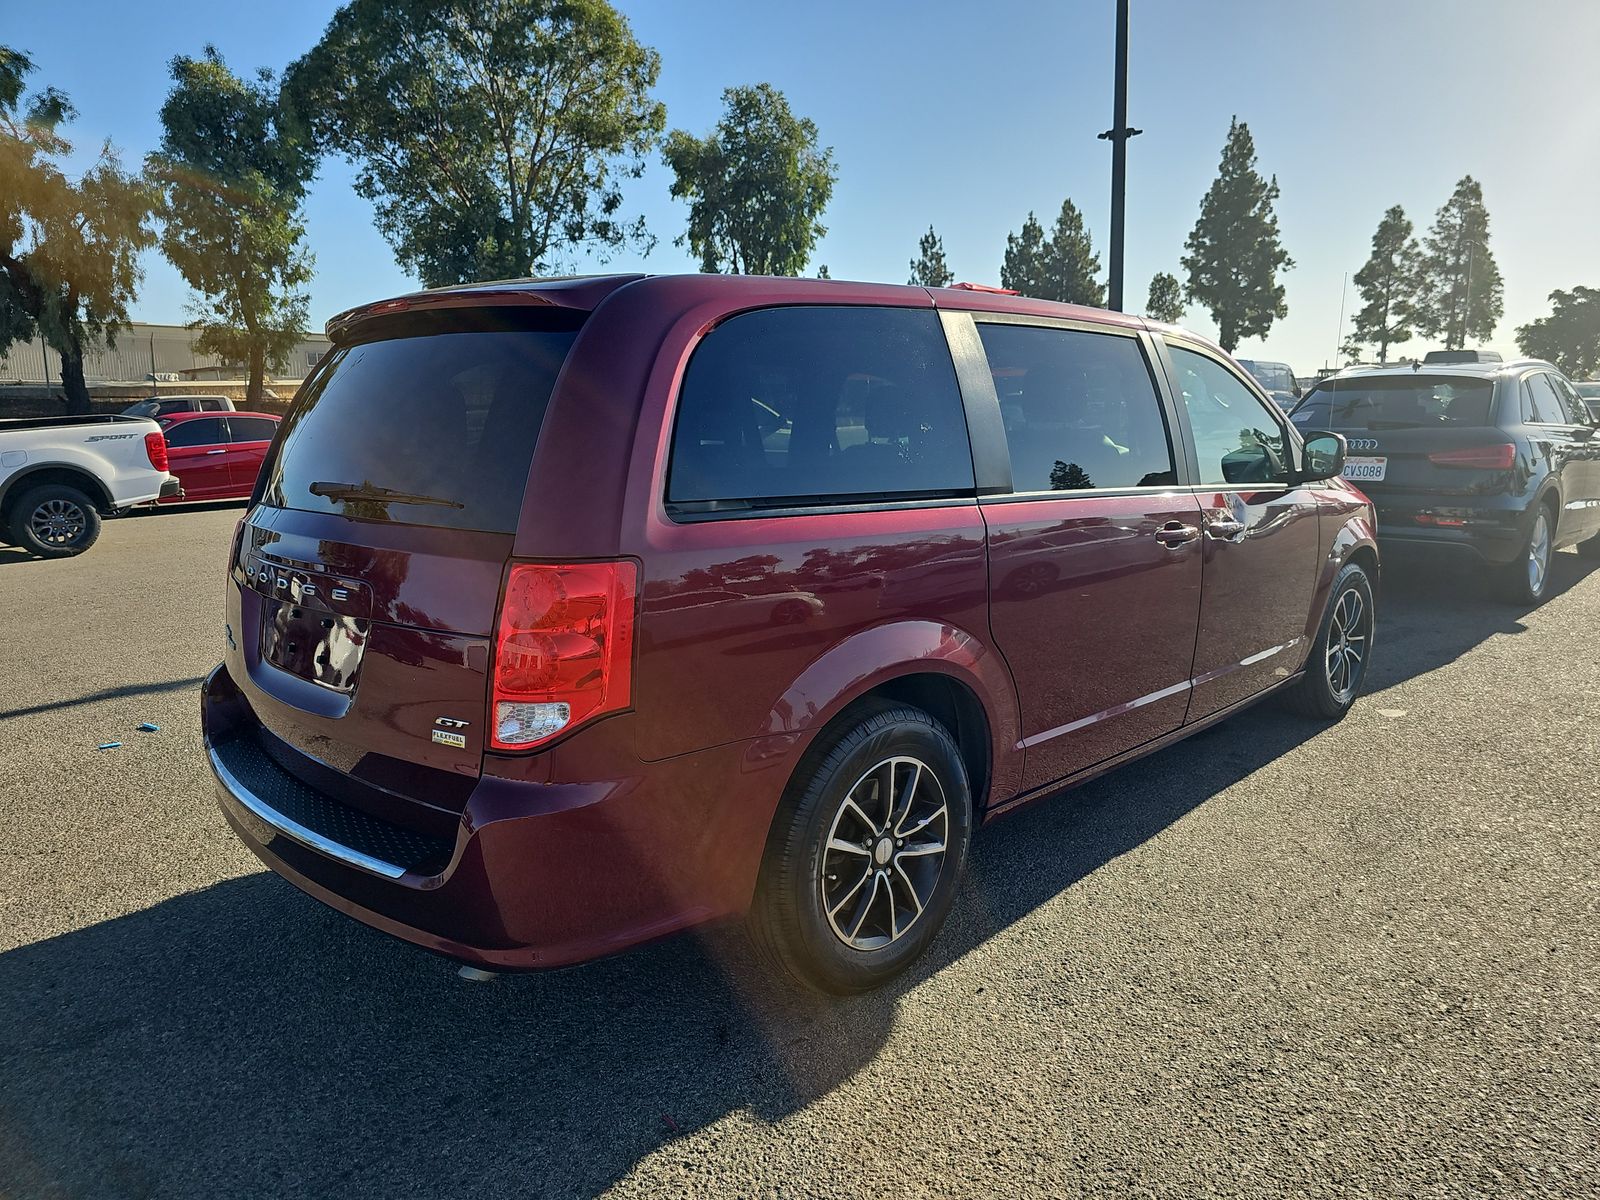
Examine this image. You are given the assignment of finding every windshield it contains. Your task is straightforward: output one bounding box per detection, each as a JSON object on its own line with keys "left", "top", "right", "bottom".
{"left": 1242, "top": 361, "right": 1295, "bottom": 392}
{"left": 1301, "top": 375, "right": 1496, "bottom": 429}
{"left": 259, "top": 315, "right": 579, "bottom": 532}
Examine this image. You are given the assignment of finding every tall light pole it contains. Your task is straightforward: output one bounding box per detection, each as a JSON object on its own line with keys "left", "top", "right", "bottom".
{"left": 1098, "top": 0, "right": 1141, "bottom": 311}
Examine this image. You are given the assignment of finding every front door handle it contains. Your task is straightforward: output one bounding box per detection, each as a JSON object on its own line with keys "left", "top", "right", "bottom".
{"left": 1154, "top": 521, "right": 1200, "bottom": 547}
{"left": 205, "top": 448, "right": 227, "bottom": 455}
{"left": 1206, "top": 517, "right": 1248, "bottom": 541}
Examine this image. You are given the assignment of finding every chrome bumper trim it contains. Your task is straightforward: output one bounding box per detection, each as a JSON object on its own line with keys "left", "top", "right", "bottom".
{"left": 208, "top": 742, "right": 408, "bottom": 880}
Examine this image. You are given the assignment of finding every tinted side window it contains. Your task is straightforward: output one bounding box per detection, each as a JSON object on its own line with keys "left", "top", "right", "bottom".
{"left": 1525, "top": 374, "right": 1567, "bottom": 424}
{"left": 1168, "top": 345, "right": 1291, "bottom": 486}
{"left": 666, "top": 307, "right": 973, "bottom": 508}
{"left": 200, "top": 398, "right": 227, "bottom": 411}
{"left": 975, "top": 323, "right": 1175, "bottom": 491}
{"left": 1548, "top": 374, "right": 1586, "bottom": 424}
{"left": 229, "top": 417, "right": 278, "bottom": 442}
{"left": 164, "top": 418, "right": 225, "bottom": 448}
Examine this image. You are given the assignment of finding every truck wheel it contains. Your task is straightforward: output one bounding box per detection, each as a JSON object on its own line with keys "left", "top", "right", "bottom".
{"left": 9, "top": 484, "right": 103, "bottom": 558}
{"left": 749, "top": 701, "right": 972, "bottom": 994}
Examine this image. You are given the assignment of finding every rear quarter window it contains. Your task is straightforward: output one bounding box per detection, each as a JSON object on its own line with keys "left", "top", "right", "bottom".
{"left": 666, "top": 306, "right": 974, "bottom": 510}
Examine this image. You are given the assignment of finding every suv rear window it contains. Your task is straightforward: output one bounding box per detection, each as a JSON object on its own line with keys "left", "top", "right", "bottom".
{"left": 260, "top": 311, "right": 579, "bottom": 532}
{"left": 666, "top": 306, "right": 973, "bottom": 510}
{"left": 1294, "top": 375, "right": 1496, "bottom": 430}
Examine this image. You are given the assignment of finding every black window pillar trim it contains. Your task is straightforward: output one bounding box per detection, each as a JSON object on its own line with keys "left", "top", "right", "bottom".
{"left": 938, "top": 310, "right": 1013, "bottom": 496}
{"left": 1143, "top": 331, "right": 1202, "bottom": 488}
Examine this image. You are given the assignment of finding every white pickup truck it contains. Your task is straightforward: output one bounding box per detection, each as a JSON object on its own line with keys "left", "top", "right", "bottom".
{"left": 0, "top": 414, "right": 180, "bottom": 557}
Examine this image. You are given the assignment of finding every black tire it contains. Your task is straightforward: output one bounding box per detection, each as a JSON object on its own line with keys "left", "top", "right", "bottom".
{"left": 1285, "top": 560, "right": 1375, "bottom": 720}
{"left": 749, "top": 701, "right": 973, "bottom": 994}
{"left": 1500, "top": 502, "right": 1556, "bottom": 605}
{"left": 7, "top": 484, "right": 102, "bottom": 558}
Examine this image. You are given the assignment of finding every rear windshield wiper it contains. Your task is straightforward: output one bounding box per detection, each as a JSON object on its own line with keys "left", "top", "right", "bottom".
{"left": 308, "top": 481, "right": 465, "bottom": 508}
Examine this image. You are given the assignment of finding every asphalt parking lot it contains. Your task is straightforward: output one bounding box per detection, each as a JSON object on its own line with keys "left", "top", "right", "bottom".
{"left": 2, "top": 504, "right": 1597, "bottom": 1199}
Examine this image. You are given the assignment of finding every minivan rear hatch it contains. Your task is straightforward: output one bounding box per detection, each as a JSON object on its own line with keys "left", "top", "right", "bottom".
{"left": 1293, "top": 374, "right": 1505, "bottom": 493}
{"left": 233, "top": 307, "right": 583, "bottom": 818}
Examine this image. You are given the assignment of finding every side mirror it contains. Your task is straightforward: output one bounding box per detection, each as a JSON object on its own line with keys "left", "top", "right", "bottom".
{"left": 1299, "top": 431, "right": 1347, "bottom": 482}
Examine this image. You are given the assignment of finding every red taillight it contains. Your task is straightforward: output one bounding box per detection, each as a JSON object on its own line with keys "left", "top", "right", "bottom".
{"left": 144, "top": 431, "right": 169, "bottom": 472}
{"left": 490, "top": 561, "right": 637, "bottom": 751}
{"left": 1428, "top": 444, "right": 1516, "bottom": 470}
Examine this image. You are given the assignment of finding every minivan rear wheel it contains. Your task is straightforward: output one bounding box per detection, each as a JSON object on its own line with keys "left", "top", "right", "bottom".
{"left": 1285, "top": 560, "right": 1375, "bottom": 720}
{"left": 749, "top": 701, "right": 972, "bottom": 994}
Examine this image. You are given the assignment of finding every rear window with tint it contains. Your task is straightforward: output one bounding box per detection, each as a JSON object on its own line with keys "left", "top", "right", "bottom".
{"left": 260, "top": 312, "right": 579, "bottom": 532}
{"left": 1295, "top": 375, "right": 1496, "bottom": 430}
{"left": 666, "top": 306, "right": 974, "bottom": 510}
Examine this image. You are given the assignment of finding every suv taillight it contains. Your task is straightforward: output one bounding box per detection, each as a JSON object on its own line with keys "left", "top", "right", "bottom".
{"left": 490, "top": 561, "right": 637, "bottom": 751}
{"left": 144, "top": 431, "right": 169, "bottom": 472}
{"left": 1428, "top": 444, "right": 1516, "bottom": 470}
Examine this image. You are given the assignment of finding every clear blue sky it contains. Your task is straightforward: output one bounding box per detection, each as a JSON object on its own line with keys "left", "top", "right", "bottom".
{"left": 10, "top": 0, "right": 1600, "bottom": 372}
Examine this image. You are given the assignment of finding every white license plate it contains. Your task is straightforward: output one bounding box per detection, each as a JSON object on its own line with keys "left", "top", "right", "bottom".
{"left": 1342, "top": 456, "right": 1387, "bottom": 482}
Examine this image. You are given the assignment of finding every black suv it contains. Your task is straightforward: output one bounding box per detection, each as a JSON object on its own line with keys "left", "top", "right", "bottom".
{"left": 1291, "top": 355, "right": 1600, "bottom": 603}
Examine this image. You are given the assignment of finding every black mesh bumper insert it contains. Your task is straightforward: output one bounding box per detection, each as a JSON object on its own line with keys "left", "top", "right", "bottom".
{"left": 212, "top": 734, "right": 455, "bottom": 876}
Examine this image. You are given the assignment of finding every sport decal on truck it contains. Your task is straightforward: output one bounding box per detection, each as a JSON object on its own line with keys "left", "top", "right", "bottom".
{"left": 84, "top": 433, "right": 138, "bottom": 442}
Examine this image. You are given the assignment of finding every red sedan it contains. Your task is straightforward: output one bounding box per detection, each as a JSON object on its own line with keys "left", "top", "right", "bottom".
{"left": 158, "top": 411, "right": 280, "bottom": 503}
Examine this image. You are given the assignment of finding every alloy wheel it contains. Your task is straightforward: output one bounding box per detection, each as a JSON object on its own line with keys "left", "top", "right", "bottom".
{"left": 1324, "top": 586, "right": 1369, "bottom": 704}
{"left": 820, "top": 755, "right": 949, "bottom": 951}
{"left": 1528, "top": 510, "right": 1551, "bottom": 596}
{"left": 30, "top": 498, "right": 87, "bottom": 547}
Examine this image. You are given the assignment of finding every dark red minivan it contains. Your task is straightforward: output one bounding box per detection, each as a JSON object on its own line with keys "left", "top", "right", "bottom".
{"left": 203, "top": 275, "right": 1378, "bottom": 992}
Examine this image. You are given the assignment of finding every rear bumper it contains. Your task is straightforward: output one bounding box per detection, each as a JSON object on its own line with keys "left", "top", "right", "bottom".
{"left": 1367, "top": 491, "right": 1532, "bottom": 566}
{"left": 202, "top": 663, "right": 783, "bottom": 970}
{"left": 158, "top": 477, "right": 183, "bottom": 500}
{"left": 109, "top": 467, "right": 176, "bottom": 511}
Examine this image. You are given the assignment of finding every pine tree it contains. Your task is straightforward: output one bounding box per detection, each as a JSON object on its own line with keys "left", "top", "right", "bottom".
{"left": 908, "top": 225, "right": 952, "bottom": 287}
{"left": 1000, "top": 212, "right": 1047, "bottom": 298}
{"left": 1181, "top": 117, "right": 1293, "bottom": 352}
{"left": 1145, "top": 272, "right": 1185, "bottom": 323}
{"left": 1000, "top": 199, "right": 1102, "bottom": 305}
{"left": 1346, "top": 205, "right": 1421, "bottom": 363}
{"left": 1041, "top": 198, "right": 1104, "bottom": 306}
{"left": 1050, "top": 461, "right": 1094, "bottom": 490}
{"left": 1416, "top": 176, "right": 1502, "bottom": 350}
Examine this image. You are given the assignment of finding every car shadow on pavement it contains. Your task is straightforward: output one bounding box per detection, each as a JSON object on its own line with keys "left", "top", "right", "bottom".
{"left": 1364, "top": 548, "right": 1599, "bottom": 694}
{"left": 1, "top": 551, "right": 1592, "bottom": 1198}
{"left": 0, "top": 698, "right": 1343, "bottom": 1199}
